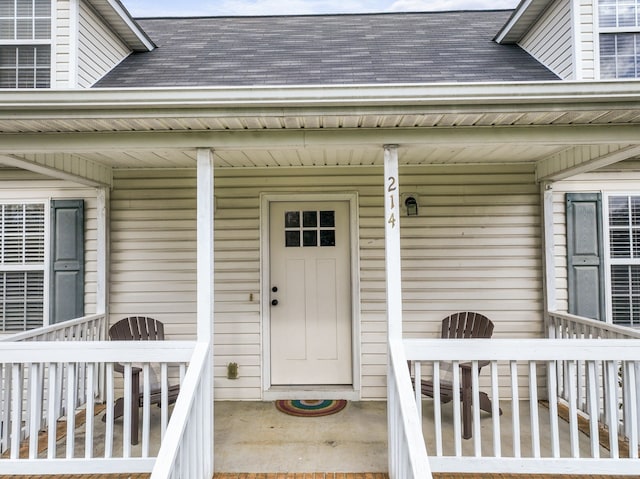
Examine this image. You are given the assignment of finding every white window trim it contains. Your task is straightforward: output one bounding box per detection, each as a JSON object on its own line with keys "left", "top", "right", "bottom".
{"left": 0, "top": 199, "right": 50, "bottom": 330}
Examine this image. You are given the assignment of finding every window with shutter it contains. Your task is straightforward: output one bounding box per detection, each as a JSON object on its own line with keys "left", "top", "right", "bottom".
{"left": 0, "top": 0, "right": 51, "bottom": 88}
{"left": 0, "top": 202, "right": 45, "bottom": 331}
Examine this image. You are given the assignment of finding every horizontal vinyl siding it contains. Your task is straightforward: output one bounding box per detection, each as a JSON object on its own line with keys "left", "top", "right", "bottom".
{"left": 553, "top": 161, "right": 640, "bottom": 315}
{"left": 0, "top": 169, "right": 98, "bottom": 323}
{"left": 519, "top": 0, "right": 573, "bottom": 79}
{"left": 112, "top": 164, "right": 543, "bottom": 401}
{"left": 77, "top": 0, "right": 130, "bottom": 88}
{"left": 54, "top": 0, "right": 72, "bottom": 87}
{"left": 579, "top": 0, "right": 596, "bottom": 80}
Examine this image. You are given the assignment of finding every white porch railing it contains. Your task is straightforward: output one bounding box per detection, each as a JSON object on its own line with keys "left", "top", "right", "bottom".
{"left": 547, "top": 311, "right": 640, "bottom": 340}
{"left": 0, "top": 341, "right": 193, "bottom": 475}
{"left": 0, "top": 314, "right": 107, "bottom": 344}
{"left": 387, "top": 339, "right": 433, "bottom": 479}
{"left": 405, "top": 338, "right": 640, "bottom": 474}
{"left": 150, "top": 341, "right": 213, "bottom": 479}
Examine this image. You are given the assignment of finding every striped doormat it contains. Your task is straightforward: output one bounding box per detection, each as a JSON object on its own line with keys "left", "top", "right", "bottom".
{"left": 275, "top": 399, "right": 347, "bottom": 417}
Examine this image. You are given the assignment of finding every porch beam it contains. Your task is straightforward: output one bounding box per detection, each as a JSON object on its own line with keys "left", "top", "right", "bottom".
{"left": 0, "top": 153, "right": 112, "bottom": 187}
{"left": 2, "top": 124, "right": 640, "bottom": 153}
{"left": 536, "top": 144, "right": 640, "bottom": 181}
{"left": 540, "top": 182, "right": 556, "bottom": 335}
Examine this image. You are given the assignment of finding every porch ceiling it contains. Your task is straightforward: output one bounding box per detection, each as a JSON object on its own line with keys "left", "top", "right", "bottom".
{"left": 2, "top": 82, "right": 640, "bottom": 175}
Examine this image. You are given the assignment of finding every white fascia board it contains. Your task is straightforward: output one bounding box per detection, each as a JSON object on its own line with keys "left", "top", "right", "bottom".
{"left": 494, "top": 0, "right": 554, "bottom": 44}
{"left": 2, "top": 81, "right": 640, "bottom": 115}
{"left": 86, "top": 0, "right": 154, "bottom": 51}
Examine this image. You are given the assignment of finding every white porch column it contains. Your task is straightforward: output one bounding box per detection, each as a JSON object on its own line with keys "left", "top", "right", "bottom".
{"left": 196, "top": 148, "right": 215, "bottom": 474}
{"left": 384, "top": 145, "right": 403, "bottom": 341}
{"left": 541, "top": 182, "right": 557, "bottom": 337}
{"left": 96, "top": 187, "right": 109, "bottom": 317}
{"left": 196, "top": 148, "right": 215, "bottom": 343}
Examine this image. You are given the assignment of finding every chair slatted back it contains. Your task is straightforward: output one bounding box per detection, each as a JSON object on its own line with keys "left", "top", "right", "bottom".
{"left": 441, "top": 311, "right": 493, "bottom": 339}
{"left": 109, "top": 316, "right": 165, "bottom": 341}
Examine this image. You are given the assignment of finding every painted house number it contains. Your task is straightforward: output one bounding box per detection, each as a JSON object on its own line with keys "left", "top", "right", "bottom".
{"left": 387, "top": 175, "right": 397, "bottom": 229}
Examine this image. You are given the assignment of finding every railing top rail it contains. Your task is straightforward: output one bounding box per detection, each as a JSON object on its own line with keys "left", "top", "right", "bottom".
{"left": 404, "top": 338, "right": 640, "bottom": 362}
{"left": 0, "top": 313, "right": 106, "bottom": 342}
{"left": 547, "top": 311, "right": 640, "bottom": 339}
{"left": 0, "top": 340, "right": 196, "bottom": 363}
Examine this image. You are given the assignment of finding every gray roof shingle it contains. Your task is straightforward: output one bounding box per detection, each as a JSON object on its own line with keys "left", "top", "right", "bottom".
{"left": 95, "top": 10, "right": 559, "bottom": 88}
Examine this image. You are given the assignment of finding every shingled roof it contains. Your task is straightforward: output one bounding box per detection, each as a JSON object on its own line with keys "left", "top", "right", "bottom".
{"left": 95, "top": 10, "right": 559, "bottom": 88}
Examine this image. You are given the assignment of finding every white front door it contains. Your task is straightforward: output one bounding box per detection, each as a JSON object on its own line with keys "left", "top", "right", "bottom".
{"left": 269, "top": 201, "right": 353, "bottom": 385}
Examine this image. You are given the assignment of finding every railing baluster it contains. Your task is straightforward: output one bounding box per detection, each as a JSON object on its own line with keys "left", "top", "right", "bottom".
{"left": 471, "top": 360, "right": 481, "bottom": 457}
{"left": 490, "top": 361, "right": 501, "bottom": 458}
{"left": 142, "top": 363, "right": 151, "bottom": 458}
{"left": 624, "top": 362, "right": 638, "bottom": 459}
{"left": 85, "top": 363, "right": 95, "bottom": 459}
{"left": 104, "top": 362, "right": 114, "bottom": 459}
{"left": 510, "top": 360, "right": 520, "bottom": 458}
{"left": 587, "top": 360, "right": 600, "bottom": 459}
{"left": 605, "top": 360, "right": 620, "bottom": 458}
{"left": 452, "top": 360, "right": 461, "bottom": 456}
{"left": 161, "top": 363, "right": 168, "bottom": 439}
{"left": 567, "top": 360, "right": 579, "bottom": 458}
{"left": 547, "top": 360, "right": 560, "bottom": 457}
{"left": 529, "top": 361, "right": 540, "bottom": 458}
{"left": 65, "top": 362, "right": 77, "bottom": 459}
{"left": 47, "top": 363, "right": 58, "bottom": 459}
{"left": 0, "top": 364, "right": 9, "bottom": 454}
{"left": 123, "top": 363, "right": 132, "bottom": 458}
{"left": 433, "top": 360, "right": 442, "bottom": 457}
{"left": 414, "top": 361, "right": 422, "bottom": 419}
{"left": 10, "top": 363, "right": 22, "bottom": 459}
{"left": 28, "top": 363, "right": 40, "bottom": 459}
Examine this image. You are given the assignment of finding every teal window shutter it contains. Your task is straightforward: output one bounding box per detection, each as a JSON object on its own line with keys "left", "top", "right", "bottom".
{"left": 566, "top": 193, "right": 605, "bottom": 320}
{"left": 50, "top": 200, "right": 84, "bottom": 324}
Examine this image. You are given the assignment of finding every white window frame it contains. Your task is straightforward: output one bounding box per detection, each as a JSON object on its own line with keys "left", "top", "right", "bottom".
{"left": 595, "top": 0, "right": 640, "bottom": 79}
{"left": 0, "top": 199, "right": 50, "bottom": 331}
{"left": 0, "top": 0, "right": 54, "bottom": 88}
{"left": 602, "top": 193, "right": 640, "bottom": 326}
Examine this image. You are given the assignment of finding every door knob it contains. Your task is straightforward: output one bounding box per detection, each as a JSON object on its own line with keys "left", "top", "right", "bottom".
{"left": 271, "top": 299, "right": 278, "bottom": 306}
{"left": 272, "top": 286, "right": 278, "bottom": 292}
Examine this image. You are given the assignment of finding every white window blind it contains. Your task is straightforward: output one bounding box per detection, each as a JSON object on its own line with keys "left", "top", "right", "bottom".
{"left": 608, "top": 195, "right": 640, "bottom": 325}
{"left": 0, "top": 203, "right": 45, "bottom": 331}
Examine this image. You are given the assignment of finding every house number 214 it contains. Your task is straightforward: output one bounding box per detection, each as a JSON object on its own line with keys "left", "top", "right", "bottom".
{"left": 387, "top": 176, "right": 397, "bottom": 229}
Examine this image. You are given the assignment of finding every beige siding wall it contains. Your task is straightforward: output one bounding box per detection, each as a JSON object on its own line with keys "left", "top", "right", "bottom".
{"left": 77, "top": 0, "right": 130, "bottom": 88}
{"left": 520, "top": 0, "right": 573, "bottom": 79}
{"left": 578, "top": 0, "right": 596, "bottom": 80}
{"left": 552, "top": 161, "right": 640, "bottom": 315}
{"left": 111, "top": 164, "right": 543, "bottom": 400}
{"left": 0, "top": 169, "right": 98, "bottom": 322}
{"left": 54, "top": 0, "right": 72, "bottom": 87}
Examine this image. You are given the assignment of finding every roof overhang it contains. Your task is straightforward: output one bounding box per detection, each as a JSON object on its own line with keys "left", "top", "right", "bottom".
{"left": 85, "top": 0, "right": 154, "bottom": 51}
{"left": 1, "top": 81, "right": 640, "bottom": 181}
{"left": 494, "top": 0, "right": 555, "bottom": 44}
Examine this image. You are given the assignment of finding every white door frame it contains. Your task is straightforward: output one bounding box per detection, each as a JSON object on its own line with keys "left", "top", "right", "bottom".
{"left": 260, "top": 192, "right": 361, "bottom": 400}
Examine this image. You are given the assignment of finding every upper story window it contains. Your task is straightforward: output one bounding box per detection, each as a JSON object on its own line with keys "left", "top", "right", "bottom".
{"left": 0, "top": 0, "right": 51, "bottom": 88}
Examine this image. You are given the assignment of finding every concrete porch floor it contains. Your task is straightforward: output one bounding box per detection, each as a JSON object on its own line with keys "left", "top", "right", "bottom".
{"left": 214, "top": 401, "right": 388, "bottom": 473}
